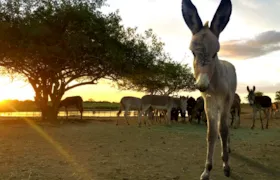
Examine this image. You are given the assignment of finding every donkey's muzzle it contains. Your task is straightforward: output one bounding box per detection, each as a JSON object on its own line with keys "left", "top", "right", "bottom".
{"left": 195, "top": 73, "right": 209, "bottom": 92}
{"left": 195, "top": 83, "right": 209, "bottom": 92}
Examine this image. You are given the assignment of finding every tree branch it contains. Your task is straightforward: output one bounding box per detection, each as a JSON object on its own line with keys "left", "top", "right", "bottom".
{"left": 65, "top": 80, "right": 97, "bottom": 91}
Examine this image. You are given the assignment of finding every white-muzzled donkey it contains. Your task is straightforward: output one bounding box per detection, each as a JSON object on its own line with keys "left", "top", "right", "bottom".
{"left": 181, "top": 0, "right": 237, "bottom": 179}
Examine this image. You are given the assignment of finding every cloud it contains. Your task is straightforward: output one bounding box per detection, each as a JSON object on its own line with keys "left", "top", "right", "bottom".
{"left": 219, "top": 30, "right": 280, "bottom": 60}
{"left": 237, "top": 82, "right": 280, "bottom": 94}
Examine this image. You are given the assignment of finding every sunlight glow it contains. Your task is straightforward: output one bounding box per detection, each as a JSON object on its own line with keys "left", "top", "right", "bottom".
{"left": 4, "top": 102, "right": 92, "bottom": 179}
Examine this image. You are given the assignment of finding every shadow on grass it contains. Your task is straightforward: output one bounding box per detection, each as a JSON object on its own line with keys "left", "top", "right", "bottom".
{"left": 231, "top": 151, "right": 280, "bottom": 177}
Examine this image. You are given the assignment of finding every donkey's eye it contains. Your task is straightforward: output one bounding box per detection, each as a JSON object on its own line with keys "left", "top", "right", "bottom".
{"left": 212, "top": 53, "right": 217, "bottom": 58}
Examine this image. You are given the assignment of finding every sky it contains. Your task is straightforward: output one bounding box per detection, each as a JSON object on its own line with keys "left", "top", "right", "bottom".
{"left": 0, "top": 0, "right": 280, "bottom": 103}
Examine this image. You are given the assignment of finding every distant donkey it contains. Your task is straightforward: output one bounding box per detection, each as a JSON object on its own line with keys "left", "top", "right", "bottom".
{"left": 247, "top": 86, "right": 271, "bottom": 129}
{"left": 191, "top": 96, "right": 206, "bottom": 124}
{"left": 116, "top": 96, "right": 142, "bottom": 126}
{"left": 186, "top": 96, "right": 197, "bottom": 123}
{"left": 59, "top": 96, "right": 83, "bottom": 120}
{"left": 271, "top": 102, "right": 279, "bottom": 119}
{"left": 182, "top": 0, "right": 237, "bottom": 179}
{"left": 230, "top": 93, "right": 241, "bottom": 129}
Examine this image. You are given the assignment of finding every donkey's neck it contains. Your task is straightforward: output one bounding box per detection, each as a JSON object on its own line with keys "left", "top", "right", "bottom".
{"left": 207, "top": 58, "right": 229, "bottom": 95}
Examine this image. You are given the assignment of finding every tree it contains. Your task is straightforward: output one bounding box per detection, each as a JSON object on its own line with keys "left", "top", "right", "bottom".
{"left": 255, "top": 91, "right": 263, "bottom": 96}
{"left": 275, "top": 91, "right": 280, "bottom": 102}
{"left": 113, "top": 28, "right": 196, "bottom": 95}
{"left": 118, "top": 60, "right": 195, "bottom": 95}
{"left": 0, "top": 0, "right": 167, "bottom": 121}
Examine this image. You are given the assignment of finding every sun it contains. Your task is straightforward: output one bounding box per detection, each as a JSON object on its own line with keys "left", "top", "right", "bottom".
{"left": 0, "top": 76, "right": 35, "bottom": 101}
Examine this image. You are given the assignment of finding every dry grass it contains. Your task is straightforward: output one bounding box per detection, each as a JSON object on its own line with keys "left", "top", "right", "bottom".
{"left": 0, "top": 106, "right": 279, "bottom": 180}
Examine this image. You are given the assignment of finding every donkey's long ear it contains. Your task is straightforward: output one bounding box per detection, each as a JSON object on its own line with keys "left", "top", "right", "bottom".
{"left": 253, "top": 86, "right": 256, "bottom": 92}
{"left": 181, "top": 0, "right": 203, "bottom": 35}
{"left": 247, "top": 86, "right": 250, "bottom": 92}
{"left": 210, "top": 0, "right": 232, "bottom": 38}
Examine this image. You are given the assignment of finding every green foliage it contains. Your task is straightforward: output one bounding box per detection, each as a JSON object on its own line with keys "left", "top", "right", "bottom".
{"left": 275, "top": 91, "right": 280, "bottom": 102}
{"left": 254, "top": 91, "right": 263, "bottom": 96}
{"left": 121, "top": 61, "right": 195, "bottom": 95}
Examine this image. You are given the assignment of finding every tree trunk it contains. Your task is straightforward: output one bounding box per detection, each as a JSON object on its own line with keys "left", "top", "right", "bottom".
{"left": 46, "top": 106, "right": 59, "bottom": 122}
{"left": 35, "top": 94, "right": 60, "bottom": 122}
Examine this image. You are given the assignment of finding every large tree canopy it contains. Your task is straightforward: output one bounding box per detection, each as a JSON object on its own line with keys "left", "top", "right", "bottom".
{"left": 0, "top": 0, "right": 195, "bottom": 121}
{"left": 118, "top": 60, "right": 195, "bottom": 95}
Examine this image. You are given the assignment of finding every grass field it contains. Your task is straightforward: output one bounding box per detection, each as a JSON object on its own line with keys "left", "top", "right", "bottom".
{"left": 0, "top": 106, "right": 279, "bottom": 180}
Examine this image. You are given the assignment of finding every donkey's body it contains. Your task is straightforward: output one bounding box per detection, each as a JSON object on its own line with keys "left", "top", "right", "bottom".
{"left": 186, "top": 96, "right": 197, "bottom": 123}
{"left": 116, "top": 96, "right": 142, "bottom": 125}
{"left": 230, "top": 93, "right": 241, "bottom": 128}
{"left": 182, "top": 0, "right": 236, "bottom": 179}
{"left": 140, "top": 95, "right": 187, "bottom": 126}
{"left": 192, "top": 96, "right": 206, "bottom": 124}
{"left": 247, "top": 86, "right": 271, "bottom": 129}
{"left": 59, "top": 96, "right": 83, "bottom": 120}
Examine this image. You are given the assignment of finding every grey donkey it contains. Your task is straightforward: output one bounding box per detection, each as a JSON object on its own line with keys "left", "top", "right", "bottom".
{"left": 181, "top": 0, "right": 237, "bottom": 179}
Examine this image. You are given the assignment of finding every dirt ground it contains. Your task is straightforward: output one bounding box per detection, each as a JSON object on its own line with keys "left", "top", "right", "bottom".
{"left": 0, "top": 108, "right": 279, "bottom": 180}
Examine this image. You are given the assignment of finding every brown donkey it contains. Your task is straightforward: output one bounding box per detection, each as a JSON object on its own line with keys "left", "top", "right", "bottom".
{"left": 59, "top": 96, "right": 83, "bottom": 120}
{"left": 230, "top": 93, "right": 241, "bottom": 128}
{"left": 182, "top": 0, "right": 237, "bottom": 179}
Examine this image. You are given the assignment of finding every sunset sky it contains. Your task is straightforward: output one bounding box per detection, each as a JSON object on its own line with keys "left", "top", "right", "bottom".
{"left": 1, "top": 0, "right": 280, "bottom": 103}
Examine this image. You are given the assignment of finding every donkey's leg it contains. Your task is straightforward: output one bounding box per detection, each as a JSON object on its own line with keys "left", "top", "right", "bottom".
{"left": 124, "top": 107, "right": 130, "bottom": 125}
{"left": 65, "top": 107, "right": 68, "bottom": 120}
{"left": 259, "top": 110, "right": 264, "bottom": 130}
{"left": 137, "top": 110, "right": 141, "bottom": 127}
{"left": 230, "top": 112, "right": 234, "bottom": 127}
{"left": 251, "top": 108, "right": 256, "bottom": 129}
{"left": 146, "top": 108, "right": 153, "bottom": 127}
{"left": 167, "top": 109, "right": 172, "bottom": 126}
{"left": 140, "top": 105, "right": 150, "bottom": 127}
{"left": 265, "top": 108, "right": 270, "bottom": 129}
{"left": 200, "top": 102, "right": 218, "bottom": 180}
{"left": 219, "top": 108, "right": 231, "bottom": 177}
{"left": 80, "top": 107, "right": 83, "bottom": 120}
{"left": 233, "top": 108, "right": 239, "bottom": 129}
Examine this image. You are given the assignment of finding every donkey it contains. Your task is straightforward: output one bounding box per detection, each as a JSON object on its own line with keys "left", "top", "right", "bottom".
{"left": 271, "top": 102, "right": 279, "bottom": 119}
{"left": 247, "top": 86, "right": 272, "bottom": 129}
{"left": 186, "top": 96, "right": 197, "bottom": 123}
{"left": 140, "top": 95, "right": 188, "bottom": 127}
{"left": 230, "top": 93, "right": 241, "bottom": 129}
{"left": 59, "top": 96, "right": 83, "bottom": 120}
{"left": 116, "top": 96, "right": 142, "bottom": 126}
{"left": 192, "top": 96, "right": 206, "bottom": 124}
{"left": 182, "top": 0, "right": 236, "bottom": 179}
{"left": 173, "top": 96, "right": 187, "bottom": 121}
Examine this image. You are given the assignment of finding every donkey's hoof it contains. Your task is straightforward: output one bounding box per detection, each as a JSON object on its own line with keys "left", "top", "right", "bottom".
{"left": 250, "top": 126, "right": 254, "bottom": 130}
{"left": 200, "top": 170, "right": 210, "bottom": 180}
{"left": 200, "top": 173, "right": 209, "bottom": 180}
{"left": 223, "top": 166, "right": 230, "bottom": 177}
{"left": 228, "top": 147, "right": 231, "bottom": 153}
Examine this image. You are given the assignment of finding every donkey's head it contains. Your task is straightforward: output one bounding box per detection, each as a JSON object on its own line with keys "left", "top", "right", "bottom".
{"left": 181, "top": 0, "right": 232, "bottom": 92}
{"left": 247, "top": 86, "right": 256, "bottom": 105}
